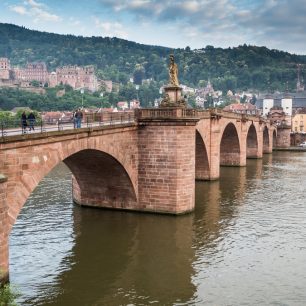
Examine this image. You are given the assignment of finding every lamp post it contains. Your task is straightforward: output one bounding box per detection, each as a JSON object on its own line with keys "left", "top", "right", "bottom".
{"left": 100, "top": 92, "right": 104, "bottom": 110}
{"left": 135, "top": 84, "right": 139, "bottom": 102}
{"left": 80, "top": 88, "right": 84, "bottom": 109}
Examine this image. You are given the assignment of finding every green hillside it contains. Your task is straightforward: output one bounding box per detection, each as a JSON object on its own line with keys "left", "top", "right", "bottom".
{"left": 1, "top": 23, "right": 306, "bottom": 93}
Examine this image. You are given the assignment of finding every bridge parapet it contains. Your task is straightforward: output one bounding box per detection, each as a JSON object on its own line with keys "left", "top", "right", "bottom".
{"left": 136, "top": 108, "right": 198, "bottom": 120}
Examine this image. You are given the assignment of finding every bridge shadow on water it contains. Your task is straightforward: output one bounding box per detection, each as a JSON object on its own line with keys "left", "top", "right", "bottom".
{"left": 10, "top": 155, "right": 274, "bottom": 305}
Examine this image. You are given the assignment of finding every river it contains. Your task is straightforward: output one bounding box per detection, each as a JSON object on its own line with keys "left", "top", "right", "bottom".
{"left": 9, "top": 152, "right": 306, "bottom": 305}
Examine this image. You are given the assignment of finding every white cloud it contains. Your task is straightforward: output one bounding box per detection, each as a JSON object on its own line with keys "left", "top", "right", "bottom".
{"left": 69, "top": 17, "right": 81, "bottom": 26}
{"left": 9, "top": 0, "right": 61, "bottom": 23}
{"left": 9, "top": 5, "right": 28, "bottom": 15}
{"left": 32, "top": 7, "right": 60, "bottom": 22}
{"left": 25, "top": 0, "right": 43, "bottom": 7}
{"left": 95, "top": 18, "right": 129, "bottom": 39}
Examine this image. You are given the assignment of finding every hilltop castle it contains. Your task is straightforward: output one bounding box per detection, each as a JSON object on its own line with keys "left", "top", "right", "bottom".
{"left": 0, "top": 57, "right": 100, "bottom": 92}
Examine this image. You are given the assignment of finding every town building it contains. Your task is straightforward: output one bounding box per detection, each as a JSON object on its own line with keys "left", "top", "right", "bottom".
{"left": 292, "top": 110, "right": 306, "bottom": 132}
{"left": 224, "top": 102, "right": 260, "bottom": 115}
{"left": 117, "top": 101, "right": 129, "bottom": 110}
{"left": 196, "top": 80, "right": 215, "bottom": 98}
{"left": 129, "top": 99, "right": 140, "bottom": 109}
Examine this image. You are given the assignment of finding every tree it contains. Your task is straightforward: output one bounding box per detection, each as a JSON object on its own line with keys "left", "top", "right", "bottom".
{"left": 30, "top": 80, "right": 40, "bottom": 87}
{"left": 133, "top": 64, "right": 145, "bottom": 85}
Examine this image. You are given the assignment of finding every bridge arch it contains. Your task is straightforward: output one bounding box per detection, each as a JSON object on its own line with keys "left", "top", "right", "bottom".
{"left": 195, "top": 130, "right": 210, "bottom": 180}
{"left": 220, "top": 122, "right": 240, "bottom": 166}
{"left": 4, "top": 134, "right": 138, "bottom": 233}
{"left": 66, "top": 149, "right": 137, "bottom": 209}
{"left": 246, "top": 124, "right": 258, "bottom": 158}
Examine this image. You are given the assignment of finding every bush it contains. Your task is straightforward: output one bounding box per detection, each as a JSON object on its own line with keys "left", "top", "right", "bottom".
{"left": 0, "top": 284, "right": 20, "bottom": 306}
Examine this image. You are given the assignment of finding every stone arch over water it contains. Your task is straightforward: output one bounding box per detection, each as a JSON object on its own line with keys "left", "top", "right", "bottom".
{"left": 246, "top": 124, "right": 258, "bottom": 158}
{"left": 66, "top": 149, "right": 137, "bottom": 209}
{"left": 220, "top": 122, "right": 240, "bottom": 166}
{"left": 195, "top": 130, "right": 210, "bottom": 180}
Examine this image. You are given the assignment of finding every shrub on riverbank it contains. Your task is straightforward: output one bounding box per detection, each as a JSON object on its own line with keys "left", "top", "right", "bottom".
{"left": 0, "top": 284, "right": 19, "bottom": 306}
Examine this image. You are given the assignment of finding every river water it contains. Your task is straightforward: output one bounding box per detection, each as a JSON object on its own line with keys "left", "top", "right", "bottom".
{"left": 9, "top": 152, "right": 306, "bottom": 305}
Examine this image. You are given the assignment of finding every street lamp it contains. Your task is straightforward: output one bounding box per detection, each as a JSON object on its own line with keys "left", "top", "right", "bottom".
{"left": 135, "top": 84, "right": 139, "bottom": 101}
{"left": 100, "top": 92, "right": 104, "bottom": 110}
{"left": 80, "top": 88, "right": 84, "bottom": 109}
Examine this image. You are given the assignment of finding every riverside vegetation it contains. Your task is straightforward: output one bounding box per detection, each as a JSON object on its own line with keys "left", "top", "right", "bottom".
{"left": 0, "top": 284, "right": 19, "bottom": 306}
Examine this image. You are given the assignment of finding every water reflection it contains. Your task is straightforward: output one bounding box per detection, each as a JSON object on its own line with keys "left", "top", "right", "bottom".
{"left": 9, "top": 152, "right": 306, "bottom": 305}
{"left": 47, "top": 208, "right": 196, "bottom": 305}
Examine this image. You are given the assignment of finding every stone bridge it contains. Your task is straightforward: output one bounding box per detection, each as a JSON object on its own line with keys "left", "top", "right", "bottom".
{"left": 0, "top": 108, "right": 290, "bottom": 282}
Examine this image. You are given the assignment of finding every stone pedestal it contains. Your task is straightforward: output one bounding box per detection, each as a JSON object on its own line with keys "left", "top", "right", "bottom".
{"left": 160, "top": 85, "right": 186, "bottom": 108}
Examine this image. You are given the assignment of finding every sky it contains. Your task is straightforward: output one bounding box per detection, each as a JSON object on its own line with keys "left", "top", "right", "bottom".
{"left": 1, "top": 0, "right": 306, "bottom": 55}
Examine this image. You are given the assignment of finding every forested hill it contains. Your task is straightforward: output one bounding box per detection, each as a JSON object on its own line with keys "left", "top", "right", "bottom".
{"left": 1, "top": 22, "right": 306, "bottom": 92}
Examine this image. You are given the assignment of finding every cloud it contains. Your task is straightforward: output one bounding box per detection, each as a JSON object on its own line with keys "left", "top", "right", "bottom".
{"left": 9, "top": 0, "right": 61, "bottom": 22}
{"left": 95, "top": 0, "right": 306, "bottom": 53}
{"left": 9, "top": 5, "right": 28, "bottom": 15}
{"left": 24, "top": 0, "right": 43, "bottom": 7}
{"left": 69, "top": 17, "right": 81, "bottom": 26}
{"left": 94, "top": 18, "right": 129, "bottom": 39}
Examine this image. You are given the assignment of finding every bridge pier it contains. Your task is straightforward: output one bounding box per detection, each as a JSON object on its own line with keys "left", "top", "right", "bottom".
{"left": 275, "top": 125, "right": 291, "bottom": 148}
{"left": 0, "top": 174, "right": 9, "bottom": 284}
{"left": 137, "top": 109, "right": 199, "bottom": 214}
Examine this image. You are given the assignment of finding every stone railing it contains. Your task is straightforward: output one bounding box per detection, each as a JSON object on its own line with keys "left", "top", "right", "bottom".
{"left": 135, "top": 108, "right": 265, "bottom": 123}
{"left": 136, "top": 108, "right": 199, "bottom": 120}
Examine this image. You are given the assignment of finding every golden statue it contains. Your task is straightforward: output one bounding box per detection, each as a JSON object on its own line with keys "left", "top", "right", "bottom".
{"left": 169, "top": 54, "right": 179, "bottom": 87}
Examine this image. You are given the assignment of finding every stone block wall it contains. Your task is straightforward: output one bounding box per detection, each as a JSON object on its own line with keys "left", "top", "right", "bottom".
{"left": 276, "top": 127, "right": 291, "bottom": 148}
{"left": 138, "top": 120, "right": 197, "bottom": 214}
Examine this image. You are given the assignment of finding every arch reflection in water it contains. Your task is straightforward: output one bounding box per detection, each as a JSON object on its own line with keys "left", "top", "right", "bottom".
{"left": 10, "top": 162, "right": 196, "bottom": 305}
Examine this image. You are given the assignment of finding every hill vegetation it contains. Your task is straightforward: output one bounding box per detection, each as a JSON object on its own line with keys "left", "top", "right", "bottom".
{"left": 0, "top": 22, "right": 306, "bottom": 111}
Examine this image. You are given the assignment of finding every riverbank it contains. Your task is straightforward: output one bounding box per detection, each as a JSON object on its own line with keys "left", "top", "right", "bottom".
{"left": 273, "top": 146, "right": 306, "bottom": 152}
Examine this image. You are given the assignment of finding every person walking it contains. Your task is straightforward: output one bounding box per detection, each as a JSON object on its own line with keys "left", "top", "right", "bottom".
{"left": 75, "top": 109, "right": 83, "bottom": 128}
{"left": 21, "top": 111, "right": 28, "bottom": 133}
{"left": 28, "top": 112, "right": 36, "bottom": 131}
{"left": 72, "top": 109, "right": 77, "bottom": 128}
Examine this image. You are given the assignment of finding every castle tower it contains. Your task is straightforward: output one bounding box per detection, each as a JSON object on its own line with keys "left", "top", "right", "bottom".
{"left": 0, "top": 58, "right": 11, "bottom": 80}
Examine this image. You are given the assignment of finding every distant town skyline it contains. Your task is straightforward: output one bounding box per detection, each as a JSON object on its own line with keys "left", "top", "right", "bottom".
{"left": 1, "top": 0, "right": 306, "bottom": 55}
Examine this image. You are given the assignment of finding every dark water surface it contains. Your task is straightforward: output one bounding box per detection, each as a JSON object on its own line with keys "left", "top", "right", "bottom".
{"left": 9, "top": 152, "right": 306, "bottom": 305}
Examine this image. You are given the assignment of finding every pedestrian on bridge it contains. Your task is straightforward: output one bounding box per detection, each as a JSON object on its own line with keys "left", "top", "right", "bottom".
{"left": 21, "top": 111, "right": 28, "bottom": 133}
{"left": 28, "top": 112, "right": 36, "bottom": 131}
{"left": 75, "top": 109, "right": 83, "bottom": 128}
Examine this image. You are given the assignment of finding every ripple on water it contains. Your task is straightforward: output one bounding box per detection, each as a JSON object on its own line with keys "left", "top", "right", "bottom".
{"left": 9, "top": 163, "right": 74, "bottom": 305}
{"left": 8, "top": 153, "right": 306, "bottom": 306}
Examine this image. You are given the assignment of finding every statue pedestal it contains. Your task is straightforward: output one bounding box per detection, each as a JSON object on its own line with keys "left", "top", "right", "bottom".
{"left": 160, "top": 85, "right": 186, "bottom": 108}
